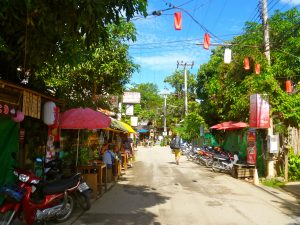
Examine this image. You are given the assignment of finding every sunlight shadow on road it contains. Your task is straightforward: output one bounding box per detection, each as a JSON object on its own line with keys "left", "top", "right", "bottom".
{"left": 75, "top": 183, "right": 170, "bottom": 225}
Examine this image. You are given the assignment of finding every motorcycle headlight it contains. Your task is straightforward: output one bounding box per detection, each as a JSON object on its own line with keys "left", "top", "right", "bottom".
{"left": 19, "top": 174, "right": 29, "bottom": 182}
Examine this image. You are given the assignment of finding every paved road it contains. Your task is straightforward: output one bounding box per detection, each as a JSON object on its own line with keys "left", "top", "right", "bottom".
{"left": 72, "top": 146, "right": 300, "bottom": 225}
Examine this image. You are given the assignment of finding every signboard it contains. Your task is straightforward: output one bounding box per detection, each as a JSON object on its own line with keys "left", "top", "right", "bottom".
{"left": 267, "top": 134, "right": 279, "bottom": 153}
{"left": 131, "top": 116, "right": 138, "bottom": 127}
{"left": 246, "top": 129, "right": 257, "bottom": 165}
{"left": 249, "top": 94, "right": 270, "bottom": 128}
{"left": 126, "top": 104, "right": 134, "bottom": 116}
{"left": 22, "top": 91, "right": 41, "bottom": 119}
{"left": 122, "top": 92, "right": 141, "bottom": 104}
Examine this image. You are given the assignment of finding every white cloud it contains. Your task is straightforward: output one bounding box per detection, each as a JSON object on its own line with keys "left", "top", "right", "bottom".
{"left": 280, "top": 0, "right": 300, "bottom": 5}
{"left": 133, "top": 50, "right": 210, "bottom": 72}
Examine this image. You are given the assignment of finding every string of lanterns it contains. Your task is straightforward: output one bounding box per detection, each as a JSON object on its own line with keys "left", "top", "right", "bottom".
{"left": 173, "top": 11, "right": 296, "bottom": 93}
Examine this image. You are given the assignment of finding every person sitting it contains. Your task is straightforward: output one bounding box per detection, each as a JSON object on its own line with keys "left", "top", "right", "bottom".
{"left": 103, "top": 144, "right": 115, "bottom": 169}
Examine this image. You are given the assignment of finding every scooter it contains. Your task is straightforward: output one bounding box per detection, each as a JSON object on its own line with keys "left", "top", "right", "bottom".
{"left": 36, "top": 157, "right": 92, "bottom": 211}
{"left": 0, "top": 165, "right": 89, "bottom": 225}
{"left": 212, "top": 154, "right": 239, "bottom": 174}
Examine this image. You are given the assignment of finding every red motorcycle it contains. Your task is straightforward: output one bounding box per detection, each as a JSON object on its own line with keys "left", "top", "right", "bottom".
{"left": 0, "top": 167, "right": 88, "bottom": 225}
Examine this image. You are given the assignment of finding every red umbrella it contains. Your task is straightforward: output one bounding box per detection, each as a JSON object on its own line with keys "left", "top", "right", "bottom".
{"left": 60, "top": 107, "right": 111, "bottom": 129}
{"left": 60, "top": 108, "right": 111, "bottom": 166}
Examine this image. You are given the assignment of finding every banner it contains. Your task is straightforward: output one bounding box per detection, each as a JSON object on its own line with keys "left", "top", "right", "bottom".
{"left": 246, "top": 129, "right": 257, "bottom": 165}
{"left": 249, "top": 94, "right": 270, "bottom": 128}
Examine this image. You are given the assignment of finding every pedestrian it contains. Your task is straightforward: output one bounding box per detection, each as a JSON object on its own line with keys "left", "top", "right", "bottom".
{"left": 170, "top": 135, "right": 181, "bottom": 165}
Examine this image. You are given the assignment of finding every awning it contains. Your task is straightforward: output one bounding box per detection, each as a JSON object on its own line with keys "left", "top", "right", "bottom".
{"left": 210, "top": 121, "right": 248, "bottom": 131}
{"left": 119, "top": 121, "right": 135, "bottom": 133}
{"left": 108, "top": 118, "right": 135, "bottom": 133}
{"left": 137, "top": 129, "right": 149, "bottom": 133}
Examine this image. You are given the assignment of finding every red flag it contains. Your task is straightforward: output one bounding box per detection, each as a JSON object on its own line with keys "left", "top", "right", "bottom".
{"left": 244, "top": 57, "right": 250, "bottom": 70}
{"left": 203, "top": 33, "right": 210, "bottom": 50}
{"left": 255, "top": 63, "right": 260, "bottom": 75}
{"left": 174, "top": 12, "right": 182, "bottom": 30}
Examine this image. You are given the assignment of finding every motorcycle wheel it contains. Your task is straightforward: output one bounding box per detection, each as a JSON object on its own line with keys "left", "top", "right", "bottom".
{"left": 55, "top": 195, "right": 74, "bottom": 223}
{"left": 212, "top": 161, "right": 221, "bottom": 172}
{"left": 76, "top": 191, "right": 91, "bottom": 210}
{"left": 205, "top": 159, "right": 213, "bottom": 167}
{"left": 0, "top": 210, "right": 15, "bottom": 225}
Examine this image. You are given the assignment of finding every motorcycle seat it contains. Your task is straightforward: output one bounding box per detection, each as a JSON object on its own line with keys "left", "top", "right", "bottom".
{"left": 42, "top": 174, "right": 80, "bottom": 195}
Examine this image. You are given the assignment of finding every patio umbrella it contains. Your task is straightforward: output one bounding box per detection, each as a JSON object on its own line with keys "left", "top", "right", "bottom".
{"left": 60, "top": 108, "right": 111, "bottom": 166}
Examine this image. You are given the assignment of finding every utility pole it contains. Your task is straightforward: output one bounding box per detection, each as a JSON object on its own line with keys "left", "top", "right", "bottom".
{"left": 261, "top": 0, "right": 274, "bottom": 178}
{"left": 177, "top": 61, "right": 194, "bottom": 116}
{"left": 161, "top": 88, "right": 169, "bottom": 136}
{"left": 261, "top": 0, "right": 271, "bottom": 65}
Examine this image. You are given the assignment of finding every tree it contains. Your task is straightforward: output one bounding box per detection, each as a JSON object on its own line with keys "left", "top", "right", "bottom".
{"left": 0, "top": 0, "right": 147, "bottom": 91}
{"left": 36, "top": 21, "right": 138, "bottom": 109}
{"left": 129, "top": 83, "right": 163, "bottom": 126}
{"left": 175, "top": 112, "right": 204, "bottom": 142}
{"left": 196, "top": 9, "right": 300, "bottom": 130}
{"left": 164, "top": 69, "right": 199, "bottom": 128}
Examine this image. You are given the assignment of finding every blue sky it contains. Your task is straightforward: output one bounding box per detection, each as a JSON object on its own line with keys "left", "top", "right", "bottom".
{"left": 128, "top": 0, "right": 300, "bottom": 91}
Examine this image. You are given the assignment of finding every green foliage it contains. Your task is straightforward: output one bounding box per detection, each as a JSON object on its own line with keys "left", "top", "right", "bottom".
{"left": 261, "top": 178, "right": 285, "bottom": 188}
{"left": 130, "top": 83, "right": 163, "bottom": 123}
{"left": 288, "top": 150, "right": 300, "bottom": 181}
{"left": 36, "top": 21, "right": 138, "bottom": 109}
{"left": 175, "top": 112, "right": 205, "bottom": 142}
{"left": 0, "top": 0, "right": 147, "bottom": 92}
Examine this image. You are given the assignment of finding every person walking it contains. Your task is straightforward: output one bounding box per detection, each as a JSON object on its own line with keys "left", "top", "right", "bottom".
{"left": 170, "top": 135, "right": 181, "bottom": 165}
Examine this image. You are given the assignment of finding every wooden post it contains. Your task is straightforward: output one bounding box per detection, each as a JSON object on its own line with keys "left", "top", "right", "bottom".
{"left": 284, "top": 148, "right": 289, "bottom": 181}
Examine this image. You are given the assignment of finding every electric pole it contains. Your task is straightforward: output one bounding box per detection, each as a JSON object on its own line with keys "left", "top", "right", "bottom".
{"left": 177, "top": 61, "right": 194, "bottom": 116}
{"left": 261, "top": 0, "right": 271, "bottom": 65}
{"left": 261, "top": 0, "right": 274, "bottom": 178}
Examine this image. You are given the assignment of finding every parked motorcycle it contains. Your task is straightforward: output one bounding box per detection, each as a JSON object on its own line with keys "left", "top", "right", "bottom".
{"left": 37, "top": 157, "right": 92, "bottom": 210}
{"left": 0, "top": 165, "right": 90, "bottom": 225}
{"left": 212, "top": 154, "right": 239, "bottom": 174}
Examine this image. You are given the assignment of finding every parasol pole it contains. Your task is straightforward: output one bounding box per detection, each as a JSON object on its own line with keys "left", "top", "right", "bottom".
{"left": 76, "top": 130, "right": 80, "bottom": 167}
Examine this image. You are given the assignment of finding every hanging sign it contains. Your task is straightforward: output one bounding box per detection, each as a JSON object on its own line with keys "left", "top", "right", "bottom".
{"left": 131, "top": 116, "right": 138, "bottom": 127}
{"left": 126, "top": 104, "right": 134, "bottom": 116}
{"left": 122, "top": 92, "right": 141, "bottom": 104}
{"left": 249, "top": 94, "right": 270, "bottom": 128}
{"left": 22, "top": 91, "right": 41, "bottom": 119}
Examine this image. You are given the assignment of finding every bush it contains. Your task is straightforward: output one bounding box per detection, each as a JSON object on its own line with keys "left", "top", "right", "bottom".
{"left": 288, "top": 150, "right": 300, "bottom": 181}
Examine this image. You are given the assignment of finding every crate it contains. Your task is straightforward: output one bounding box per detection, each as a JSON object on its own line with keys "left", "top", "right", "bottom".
{"left": 232, "top": 164, "right": 256, "bottom": 179}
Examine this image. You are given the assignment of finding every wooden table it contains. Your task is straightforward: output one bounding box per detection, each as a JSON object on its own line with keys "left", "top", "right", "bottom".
{"left": 78, "top": 163, "right": 107, "bottom": 198}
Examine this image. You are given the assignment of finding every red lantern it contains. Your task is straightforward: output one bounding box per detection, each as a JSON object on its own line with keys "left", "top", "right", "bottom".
{"left": 174, "top": 12, "right": 182, "bottom": 30}
{"left": 255, "top": 63, "right": 260, "bottom": 75}
{"left": 286, "top": 80, "right": 293, "bottom": 93}
{"left": 244, "top": 57, "right": 250, "bottom": 70}
{"left": 203, "top": 33, "right": 210, "bottom": 50}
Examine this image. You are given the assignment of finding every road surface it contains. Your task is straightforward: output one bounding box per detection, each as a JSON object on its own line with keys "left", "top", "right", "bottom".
{"left": 72, "top": 146, "right": 300, "bottom": 225}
